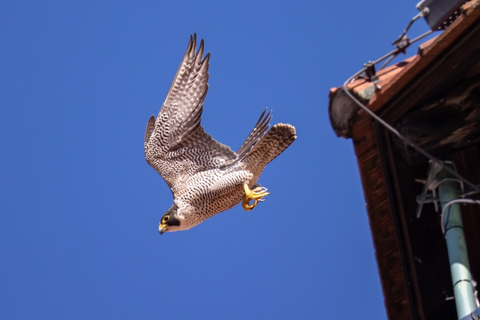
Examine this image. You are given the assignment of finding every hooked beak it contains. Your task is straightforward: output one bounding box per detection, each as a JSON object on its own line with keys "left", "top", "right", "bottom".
{"left": 159, "top": 224, "right": 167, "bottom": 235}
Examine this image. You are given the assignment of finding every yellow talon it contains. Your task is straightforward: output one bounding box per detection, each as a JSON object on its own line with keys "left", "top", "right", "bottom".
{"left": 242, "top": 183, "right": 270, "bottom": 211}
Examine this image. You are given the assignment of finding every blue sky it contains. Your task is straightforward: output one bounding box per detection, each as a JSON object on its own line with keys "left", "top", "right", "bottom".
{"left": 1, "top": 1, "right": 434, "bottom": 319}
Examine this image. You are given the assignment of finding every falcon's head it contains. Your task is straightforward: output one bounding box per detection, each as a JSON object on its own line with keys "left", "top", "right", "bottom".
{"left": 159, "top": 203, "right": 200, "bottom": 234}
{"left": 158, "top": 204, "right": 183, "bottom": 234}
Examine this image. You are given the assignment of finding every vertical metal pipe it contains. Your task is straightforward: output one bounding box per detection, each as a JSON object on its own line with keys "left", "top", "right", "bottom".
{"left": 438, "top": 173, "right": 476, "bottom": 319}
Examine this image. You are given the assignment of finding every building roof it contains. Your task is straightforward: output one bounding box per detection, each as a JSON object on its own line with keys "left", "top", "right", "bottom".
{"left": 328, "top": 1, "right": 480, "bottom": 319}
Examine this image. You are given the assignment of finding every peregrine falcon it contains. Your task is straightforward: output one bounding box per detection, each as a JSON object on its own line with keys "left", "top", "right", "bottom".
{"left": 144, "top": 34, "right": 296, "bottom": 234}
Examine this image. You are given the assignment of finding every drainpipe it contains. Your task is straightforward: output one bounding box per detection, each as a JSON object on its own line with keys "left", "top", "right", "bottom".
{"left": 437, "top": 169, "right": 476, "bottom": 319}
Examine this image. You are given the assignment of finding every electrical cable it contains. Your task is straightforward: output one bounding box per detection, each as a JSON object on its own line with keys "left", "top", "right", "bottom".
{"left": 342, "top": 26, "right": 480, "bottom": 195}
{"left": 379, "top": 30, "right": 433, "bottom": 70}
{"left": 414, "top": 256, "right": 454, "bottom": 300}
{"left": 378, "top": 53, "right": 398, "bottom": 71}
{"left": 391, "top": 8, "right": 430, "bottom": 46}
{"left": 440, "top": 199, "right": 480, "bottom": 235}
{"left": 342, "top": 76, "right": 480, "bottom": 194}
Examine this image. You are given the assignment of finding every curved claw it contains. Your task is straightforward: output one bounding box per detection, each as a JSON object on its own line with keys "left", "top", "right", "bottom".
{"left": 242, "top": 183, "right": 270, "bottom": 211}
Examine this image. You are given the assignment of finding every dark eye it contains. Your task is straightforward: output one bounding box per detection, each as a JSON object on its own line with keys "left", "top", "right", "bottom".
{"left": 162, "top": 215, "right": 170, "bottom": 223}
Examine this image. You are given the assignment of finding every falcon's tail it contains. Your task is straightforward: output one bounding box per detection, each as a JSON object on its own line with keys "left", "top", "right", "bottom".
{"left": 243, "top": 123, "right": 296, "bottom": 171}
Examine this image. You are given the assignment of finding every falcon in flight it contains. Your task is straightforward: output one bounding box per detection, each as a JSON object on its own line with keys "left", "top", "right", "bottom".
{"left": 144, "top": 34, "right": 296, "bottom": 234}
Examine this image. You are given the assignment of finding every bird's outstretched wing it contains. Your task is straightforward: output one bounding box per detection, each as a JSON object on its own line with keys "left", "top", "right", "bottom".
{"left": 144, "top": 34, "right": 238, "bottom": 189}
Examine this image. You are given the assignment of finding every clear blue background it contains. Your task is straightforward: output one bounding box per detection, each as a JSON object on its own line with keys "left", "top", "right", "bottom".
{"left": 1, "top": 1, "right": 434, "bottom": 319}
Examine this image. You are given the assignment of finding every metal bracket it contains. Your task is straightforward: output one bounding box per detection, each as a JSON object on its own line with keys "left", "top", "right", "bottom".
{"left": 416, "top": 160, "right": 444, "bottom": 217}
{"left": 415, "top": 160, "right": 464, "bottom": 218}
{"left": 363, "top": 61, "right": 378, "bottom": 83}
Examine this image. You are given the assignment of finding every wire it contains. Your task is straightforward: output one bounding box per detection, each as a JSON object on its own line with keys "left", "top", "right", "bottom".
{"left": 414, "top": 256, "right": 454, "bottom": 300}
{"left": 379, "top": 30, "right": 433, "bottom": 70}
{"left": 343, "top": 76, "right": 480, "bottom": 194}
{"left": 440, "top": 199, "right": 480, "bottom": 235}
{"left": 343, "top": 27, "right": 480, "bottom": 195}
{"left": 379, "top": 54, "right": 398, "bottom": 71}
{"left": 342, "top": 9, "right": 480, "bottom": 196}
{"left": 409, "top": 30, "right": 434, "bottom": 45}
{"left": 392, "top": 9, "right": 430, "bottom": 46}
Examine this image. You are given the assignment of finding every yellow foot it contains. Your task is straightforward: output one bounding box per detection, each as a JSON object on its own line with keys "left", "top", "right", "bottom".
{"left": 242, "top": 183, "right": 270, "bottom": 211}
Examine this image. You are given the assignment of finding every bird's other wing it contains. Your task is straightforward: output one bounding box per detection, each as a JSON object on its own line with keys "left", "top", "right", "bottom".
{"left": 144, "top": 115, "right": 155, "bottom": 144}
{"left": 223, "top": 108, "right": 272, "bottom": 168}
{"left": 144, "top": 34, "right": 238, "bottom": 189}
